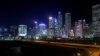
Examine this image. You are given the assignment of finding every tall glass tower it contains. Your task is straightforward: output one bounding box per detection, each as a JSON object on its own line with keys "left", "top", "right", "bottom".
{"left": 58, "top": 11, "right": 63, "bottom": 37}
{"left": 39, "top": 23, "right": 47, "bottom": 37}
{"left": 74, "top": 20, "right": 83, "bottom": 38}
{"left": 65, "top": 13, "right": 71, "bottom": 38}
{"left": 54, "top": 18, "right": 59, "bottom": 37}
{"left": 92, "top": 4, "right": 100, "bottom": 37}
{"left": 48, "top": 17, "right": 55, "bottom": 39}
{"left": 18, "top": 25, "right": 27, "bottom": 38}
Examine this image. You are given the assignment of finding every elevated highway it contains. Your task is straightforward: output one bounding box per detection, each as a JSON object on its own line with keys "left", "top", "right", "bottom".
{"left": 0, "top": 40, "right": 100, "bottom": 56}
{"left": 27, "top": 40, "right": 100, "bottom": 56}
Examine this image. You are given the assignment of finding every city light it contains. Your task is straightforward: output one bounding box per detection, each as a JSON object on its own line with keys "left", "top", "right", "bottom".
{"left": 18, "top": 25, "right": 27, "bottom": 37}
{"left": 42, "top": 30, "right": 47, "bottom": 35}
{"left": 36, "top": 36, "right": 39, "bottom": 40}
{"left": 49, "top": 16, "right": 53, "bottom": 20}
{"left": 0, "top": 2, "right": 100, "bottom": 56}
{"left": 39, "top": 23, "right": 47, "bottom": 36}
{"left": 77, "top": 53, "right": 81, "bottom": 56}
{"left": 55, "top": 19, "right": 57, "bottom": 23}
{"left": 83, "top": 19, "right": 85, "bottom": 22}
{"left": 34, "top": 21, "right": 37, "bottom": 24}
{"left": 0, "top": 3, "right": 99, "bottom": 43}
{"left": 69, "top": 29, "right": 74, "bottom": 37}
{"left": 39, "top": 23, "right": 46, "bottom": 26}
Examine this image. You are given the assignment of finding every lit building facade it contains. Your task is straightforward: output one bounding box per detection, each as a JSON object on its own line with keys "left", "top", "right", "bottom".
{"left": 92, "top": 4, "right": 100, "bottom": 37}
{"left": 58, "top": 11, "right": 63, "bottom": 37}
{"left": 82, "top": 19, "right": 86, "bottom": 38}
{"left": 0, "top": 27, "right": 3, "bottom": 37}
{"left": 54, "top": 18, "right": 59, "bottom": 37}
{"left": 3, "top": 27, "right": 10, "bottom": 39}
{"left": 32, "top": 27, "right": 36, "bottom": 37}
{"left": 69, "top": 28, "right": 74, "bottom": 37}
{"left": 48, "top": 17, "right": 55, "bottom": 39}
{"left": 82, "top": 19, "right": 93, "bottom": 38}
{"left": 10, "top": 26, "right": 18, "bottom": 37}
{"left": 27, "top": 27, "right": 33, "bottom": 38}
{"left": 83, "top": 24, "right": 93, "bottom": 38}
{"left": 65, "top": 13, "right": 71, "bottom": 38}
{"left": 74, "top": 20, "right": 83, "bottom": 38}
{"left": 18, "top": 25, "right": 27, "bottom": 37}
{"left": 34, "top": 21, "right": 39, "bottom": 39}
{"left": 39, "top": 23, "right": 47, "bottom": 37}
{"left": 62, "top": 25, "right": 67, "bottom": 38}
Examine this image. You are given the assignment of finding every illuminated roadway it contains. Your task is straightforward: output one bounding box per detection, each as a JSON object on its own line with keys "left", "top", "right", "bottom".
{"left": 1, "top": 38, "right": 100, "bottom": 56}
{"left": 28, "top": 40, "right": 100, "bottom": 48}
{"left": 24, "top": 40, "right": 100, "bottom": 56}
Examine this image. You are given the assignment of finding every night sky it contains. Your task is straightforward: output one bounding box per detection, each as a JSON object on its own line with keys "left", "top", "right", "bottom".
{"left": 0, "top": 0, "right": 99, "bottom": 26}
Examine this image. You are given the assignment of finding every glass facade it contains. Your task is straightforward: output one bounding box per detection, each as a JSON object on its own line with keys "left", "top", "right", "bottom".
{"left": 65, "top": 13, "right": 71, "bottom": 38}
{"left": 92, "top": 4, "right": 100, "bottom": 37}
{"left": 18, "top": 25, "right": 27, "bottom": 37}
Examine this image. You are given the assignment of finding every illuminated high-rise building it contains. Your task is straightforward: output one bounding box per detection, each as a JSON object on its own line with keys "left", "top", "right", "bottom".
{"left": 69, "top": 28, "right": 74, "bottom": 37}
{"left": 83, "top": 24, "right": 93, "bottom": 38}
{"left": 58, "top": 11, "right": 63, "bottom": 37}
{"left": 34, "top": 21, "right": 39, "bottom": 38}
{"left": 65, "top": 13, "right": 71, "bottom": 38}
{"left": 32, "top": 27, "right": 36, "bottom": 37}
{"left": 27, "top": 27, "right": 33, "bottom": 38}
{"left": 0, "top": 27, "right": 2, "bottom": 37}
{"left": 82, "top": 19, "right": 86, "bottom": 38}
{"left": 34, "top": 21, "right": 38, "bottom": 29}
{"left": 92, "top": 4, "right": 100, "bottom": 37}
{"left": 18, "top": 25, "right": 27, "bottom": 37}
{"left": 54, "top": 18, "right": 59, "bottom": 37}
{"left": 2, "top": 27, "right": 8, "bottom": 39}
{"left": 10, "top": 26, "right": 18, "bottom": 37}
{"left": 74, "top": 20, "right": 83, "bottom": 38}
{"left": 62, "top": 25, "right": 67, "bottom": 38}
{"left": 39, "top": 23, "right": 47, "bottom": 37}
{"left": 48, "top": 16, "right": 55, "bottom": 39}
{"left": 82, "top": 19, "right": 93, "bottom": 38}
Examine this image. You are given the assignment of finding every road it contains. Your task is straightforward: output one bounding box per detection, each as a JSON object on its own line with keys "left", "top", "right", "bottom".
{"left": 2, "top": 39, "right": 99, "bottom": 56}
{"left": 30, "top": 40, "right": 100, "bottom": 48}
{"left": 0, "top": 40, "right": 100, "bottom": 56}
{"left": 32, "top": 40, "right": 100, "bottom": 56}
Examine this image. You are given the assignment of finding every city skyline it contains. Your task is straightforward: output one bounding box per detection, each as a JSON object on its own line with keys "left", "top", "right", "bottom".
{"left": 0, "top": 0, "right": 99, "bottom": 26}
{"left": 0, "top": 1, "right": 100, "bottom": 56}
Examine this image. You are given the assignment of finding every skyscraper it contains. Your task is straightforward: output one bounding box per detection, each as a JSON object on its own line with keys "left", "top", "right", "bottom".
{"left": 54, "top": 18, "right": 59, "bottom": 37}
{"left": 83, "top": 24, "right": 93, "bottom": 38}
{"left": 58, "top": 11, "right": 63, "bottom": 37}
{"left": 74, "top": 20, "right": 83, "bottom": 38}
{"left": 92, "top": 4, "right": 100, "bottom": 37}
{"left": 82, "top": 19, "right": 86, "bottom": 38}
{"left": 48, "top": 16, "right": 55, "bottom": 39}
{"left": 0, "top": 27, "right": 3, "bottom": 37}
{"left": 65, "top": 13, "right": 71, "bottom": 38}
{"left": 27, "top": 27, "right": 33, "bottom": 38}
{"left": 39, "top": 23, "right": 47, "bottom": 37}
{"left": 18, "top": 25, "right": 27, "bottom": 38}
{"left": 34, "top": 21, "right": 39, "bottom": 38}
{"left": 62, "top": 25, "right": 67, "bottom": 38}
{"left": 10, "top": 26, "right": 18, "bottom": 37}
{"left": 69, "top": 28, "right": 74, "bottom": 37}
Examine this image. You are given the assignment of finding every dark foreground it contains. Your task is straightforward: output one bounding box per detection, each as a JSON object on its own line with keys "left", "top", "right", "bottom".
{"left": 0, "top": 41, "right": 86, "bottom": 56}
